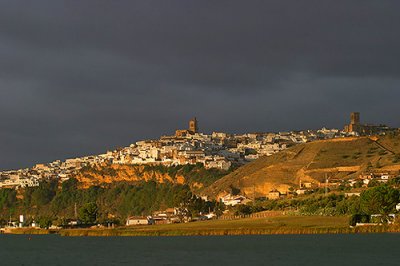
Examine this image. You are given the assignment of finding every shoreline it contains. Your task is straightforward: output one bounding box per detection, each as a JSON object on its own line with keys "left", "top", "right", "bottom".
{"left": 3, "top": 215, "right": 400, "bottom": 237}
{"left": 3, "top": 226, "right": 400, "bottom": 237}
{"left": 58, "top": 226, "right": 400, "bottom": 237}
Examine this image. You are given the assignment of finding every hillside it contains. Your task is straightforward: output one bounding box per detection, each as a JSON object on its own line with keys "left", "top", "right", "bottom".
{"left": 203, "top": 134, "right": 400, "bottom": 199}
{"left": 73, "top": 164, "right": 231, "bottom": 192}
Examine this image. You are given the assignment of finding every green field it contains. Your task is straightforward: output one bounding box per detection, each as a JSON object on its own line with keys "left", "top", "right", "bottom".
{"left": 7, "top": 215, "right": 400, "bottom": 236}
{"left": 59, "top": 215, "right": 352, "bottom": 236}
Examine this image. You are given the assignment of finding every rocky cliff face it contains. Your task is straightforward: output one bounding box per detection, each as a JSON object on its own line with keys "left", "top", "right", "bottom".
{"left": 74, "top": 164, "right": 185, "bottom": 188}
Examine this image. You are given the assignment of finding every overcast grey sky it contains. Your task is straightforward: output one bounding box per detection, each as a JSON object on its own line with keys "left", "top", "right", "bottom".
{"left": 1, "top": 1, "right": 400, "bottom": 170}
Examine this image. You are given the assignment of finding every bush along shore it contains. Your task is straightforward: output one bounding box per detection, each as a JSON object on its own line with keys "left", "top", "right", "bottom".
{"left": 57, "top": 226, "right": 400, "bottom": 237}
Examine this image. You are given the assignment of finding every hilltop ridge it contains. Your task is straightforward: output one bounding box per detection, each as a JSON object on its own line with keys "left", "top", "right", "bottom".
{"left": 1, "top": 114, "right": 398, "bottom": 192}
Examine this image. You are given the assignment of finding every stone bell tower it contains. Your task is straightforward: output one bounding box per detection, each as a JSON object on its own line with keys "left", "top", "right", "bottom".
{"left": 189, "top": 117, "right": 198, "bottom": 134}
{"left": 350, "top": 112, "right": 360, "bottom": 125}
{"left": 348, "top": 112, "right": 360, "bottom": 133}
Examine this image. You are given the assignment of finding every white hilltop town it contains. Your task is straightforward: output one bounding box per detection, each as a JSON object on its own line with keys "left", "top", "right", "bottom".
{"left": 0, "top": 113, "right": 396, "bottom": 190}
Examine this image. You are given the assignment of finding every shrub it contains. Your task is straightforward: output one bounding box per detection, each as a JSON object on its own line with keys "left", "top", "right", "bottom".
{"left": 349, "top": 214, "right": 370, "bottom": 226}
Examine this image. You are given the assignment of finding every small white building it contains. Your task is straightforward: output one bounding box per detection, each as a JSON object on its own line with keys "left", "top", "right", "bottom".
{"left": 126, "top": 216, "right": 150, "bottom": 226}
{"left": 221, "top": 194, "right": 247, "bottom": 206}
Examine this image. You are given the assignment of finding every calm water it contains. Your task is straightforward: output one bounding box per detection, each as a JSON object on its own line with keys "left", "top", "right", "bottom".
{"left": 0, "top": 234, "right": 399, "bottom": 266}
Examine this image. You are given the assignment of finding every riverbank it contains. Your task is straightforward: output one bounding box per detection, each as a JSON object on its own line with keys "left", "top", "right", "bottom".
{"left": 1, "top": 227, "right": 58, "bottom": 235}
{"left": 4, "top": 215, "right": 400, "bottom": 236}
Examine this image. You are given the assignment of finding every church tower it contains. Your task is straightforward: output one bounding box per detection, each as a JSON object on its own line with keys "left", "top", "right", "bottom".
{"left": 189, "top": 117, "right": 198, "bottom": 133}
{"left": 348, "top": 112, "right": 360, "bottom": 133}
{"left": 350, "top": 112, "right": 360, "bottom": 125}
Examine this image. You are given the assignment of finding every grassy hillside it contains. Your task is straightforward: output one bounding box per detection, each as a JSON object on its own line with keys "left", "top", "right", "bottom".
{"left": 203, "top": 133, "right": 400, "bottom": 199}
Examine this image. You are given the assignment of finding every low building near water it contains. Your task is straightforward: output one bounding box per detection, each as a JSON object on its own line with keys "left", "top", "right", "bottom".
{"left": 126, "top": 216, "right": 151, "bottom": 226}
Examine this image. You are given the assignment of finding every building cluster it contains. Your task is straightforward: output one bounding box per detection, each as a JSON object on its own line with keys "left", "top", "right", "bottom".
{"left": 220, "top": 194, "right": 252, "bottom": 206}
{"left": 126, "top": 209, "right": 181, "bottom": 226}
{"left": 111, "top": 118, "right": 348, "bottom": 170}
{"left": 344, "top": 112, "right": 393, "bottom": 136}
{"left": 0, "top": 159, "right": 87, "bottom": 189}
{"left": 268, "top": 172, "right": 397, "bottom": 200}
{"left": 1, "top": 114, "right": 396, "bottom": 190}
{"left": 351, "top": 172, "right": 392, "bottom": 187}
{"left": 126, "top": 207, "right": 216, "bottom": 226}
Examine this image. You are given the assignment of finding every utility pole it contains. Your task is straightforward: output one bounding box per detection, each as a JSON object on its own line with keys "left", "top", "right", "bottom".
{"left": 253, "top": 184, "right": 256, "bottom": 203}
{"left": 325, "top": 173, "right": 329, "bottom": 195}
{"left": 74, "top": 202, "right": 78, "bottom": 220}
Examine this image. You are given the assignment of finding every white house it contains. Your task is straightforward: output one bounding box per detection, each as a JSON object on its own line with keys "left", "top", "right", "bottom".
{"left": 126, "top": 216, "right": 150, "bottom": 226}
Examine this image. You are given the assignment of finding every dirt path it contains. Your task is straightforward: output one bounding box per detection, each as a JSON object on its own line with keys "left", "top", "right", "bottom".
{"left": 373, "top": 139, "right": 395, "bottom": 155}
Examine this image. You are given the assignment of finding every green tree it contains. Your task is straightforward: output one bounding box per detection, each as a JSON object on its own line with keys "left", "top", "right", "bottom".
{"left": 31, "top": 181, "right": 57, "bottom": 206}
{"left": 79, "top": 202, "right": 98, "bottom": 224}
{"left": 353, "top": 180, "right": 364, "bottom": 188}
{"left": 62, "top": 178, "right": 78, "bottom": 193}
{"left": 367, "top": 179, "right": 379, "bottom": 188}
{"left": 360, "top": 185, "right": 400, "bottom": 221}
{"left": 214, "top": 200, "right": 225, "bottom": 217}
{"left": 389, "top": 176, "right": 400, "bottom": 187}
{"left": 349, "top": 214, "right": 370, "bottom": 226}
{"left": 234, "top": 204, "right": 252, "bottom": 216}
{"left": 0, "top": 189, "right": 16, "bottom": 210}
{"left": 37, "top": 216, "right": 53, "bottom": 229}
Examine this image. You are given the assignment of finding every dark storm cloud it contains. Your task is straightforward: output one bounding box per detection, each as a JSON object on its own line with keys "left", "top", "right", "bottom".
{"left": 1, "top": 0, "right": 400, "bottom": 170}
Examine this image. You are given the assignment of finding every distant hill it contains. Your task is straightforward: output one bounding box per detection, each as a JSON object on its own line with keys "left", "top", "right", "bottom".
{"left": 203, "top": 133, "right": 400, "bottom": 199}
